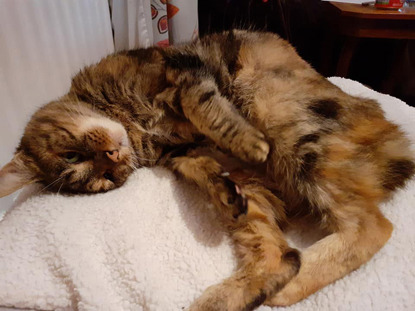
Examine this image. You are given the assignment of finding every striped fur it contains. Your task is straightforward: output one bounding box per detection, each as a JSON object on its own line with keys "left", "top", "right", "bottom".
{"left": 0, "top": 30, "right": 414, "bottom": 310}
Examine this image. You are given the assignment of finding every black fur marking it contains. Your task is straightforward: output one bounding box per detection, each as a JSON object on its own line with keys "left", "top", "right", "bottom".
{"left": 19, "top": 143, "right": 42, "bottom": 167}
{"left": 158, "top": 88, "right": 183, "bottom": 118}
{"left": 55, "top": 126, "right": 77, "bottom": 141}
{"left": 33, "top": 118, "right": 77, "bottom": 142}
{"left": 163, "top": 52, "right": 204, "bottom": 70}
{"left": 192, "top": 133, "right": 206, "bottom": 142}
{"left": 243, "top": 291, "right": 267, "bottom": 311}
{"left": 382, "top": 159, "right": 415, "bottom": 191}
{"left": 83, "top": 175, "right": 94, "bottom": 187}
{"left": 294, "top": 133, "right": 320, "bottom": 149}
{"left": 77, "top": 93, "right": 94, "bottom": 103}
{"left": 211, "top": 118, "right": 228, "bottom": 132}
{"left": 125, "top": 47, "right": 160, "bottom": 64}
{"left": 172, "top": 87, "right": 182, "bottom": 112}
{"left": 121, "top": 101, "right": 140, "bottom": 119}
{"left": 221, "top": 30, "right": 242, "bottom": 75}
{"left": 283, "top": 249, "right": 301, "bottom": 272}
{"left": 309, "top": 99, "right": 341, "bottom": 119}
{"left": 101, "top": 90, "right": 112, "bottom": 104}
{"left": 162, "top": 143, "right": 200, "bottom": 160}
{"left": 273, "top": 67, "right": 293, "bottom": 78}
{"left": 225, "top": 125, "right": 239, "bottom": 142}
{"left": 210, "top": 67, "right": 226, "bottom": 93}
{"left": 39, "top": 133, "right": 50, "bottom": 140}
{"left": 299, "top": 152, "right": 318, "bottom": 179}
{"left": 199, "top": 90, "right": 216, "bottom": 105}
{"left": 34, "top": 116, "right": 59, "bottom": 126}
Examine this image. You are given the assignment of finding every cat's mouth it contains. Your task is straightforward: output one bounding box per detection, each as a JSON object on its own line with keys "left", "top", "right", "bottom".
{"left": 103, "top": 171, "right": 115, "bottom": 182}
{"left": 55, "top": 162, "right": 133, "bottom": 194}
{"left": 46, "top": 146, "right": 134, "bottom": 194}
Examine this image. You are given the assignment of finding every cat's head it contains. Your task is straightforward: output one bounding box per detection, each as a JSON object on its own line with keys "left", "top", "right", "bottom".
{"left": 0, "top": 101, "right": 135, "bottom": 197}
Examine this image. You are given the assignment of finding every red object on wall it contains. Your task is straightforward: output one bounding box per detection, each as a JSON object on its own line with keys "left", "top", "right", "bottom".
{"left": 167, "top": 3, "right": 179, "bottom": 18}
{"left": 158, "top": 15, "right": 168, "bottom": 34}
{"left": 151, "top": 5, "right": 158, "bottom": 19}
{"left": 375, "top": 0, "right": 405, "bottom": 9}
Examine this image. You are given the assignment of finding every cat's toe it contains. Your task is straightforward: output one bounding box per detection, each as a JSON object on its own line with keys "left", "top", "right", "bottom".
{"left": 252, "top": 139, "right": 270, "bottom": 163}
{"left": 237, "top": 134, "right": 270, "bottom": 163}
{"left": 229, "top": 129, "right": 270, "bottom": 163}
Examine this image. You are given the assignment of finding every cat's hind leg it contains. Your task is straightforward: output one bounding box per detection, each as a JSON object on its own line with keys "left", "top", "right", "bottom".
{"left": 169, "top": 155, "right": 300, "bottom": 311}
{"left": 266, "top": 201, "right": 393, "bottom": 306}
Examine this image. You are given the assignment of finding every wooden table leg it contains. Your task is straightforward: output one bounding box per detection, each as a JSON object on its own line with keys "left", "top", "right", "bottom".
{"left": 381, "top": 40, "right": 408, "bottom": 95}
{"left": 320, "top": 32, "right": 336, "bottom": 76}
{"left": 336, "top": 37, "right": 359, "bottom": 77}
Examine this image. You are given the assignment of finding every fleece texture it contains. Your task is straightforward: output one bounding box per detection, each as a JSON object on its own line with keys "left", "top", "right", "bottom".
{"left": 0, "top": 77, "right": 414, "bottom": 311}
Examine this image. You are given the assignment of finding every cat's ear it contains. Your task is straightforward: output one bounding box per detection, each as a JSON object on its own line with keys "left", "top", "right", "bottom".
{"left": 0, "top": 151, "right": 38, "bottom": 198}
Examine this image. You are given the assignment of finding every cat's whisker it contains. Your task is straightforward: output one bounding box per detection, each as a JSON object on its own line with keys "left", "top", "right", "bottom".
{"left": 56, "top": 181, "right": 65, "bottom": 196}
{"left": 130, "top": 148, "right": 155, "bottom": 163}
{"left": 1, "top": 29, "right": 413, "bottom": 311}
{"left": 130, "top": 157, "right": 139, "bottom": 167}
{"left": 129, "top": 160, "right": 141, "bottom": 170}
{"left": 128, "top": 163, "right": 138, "bottom": 171}
{"left": 36, "top": 175, "right": 67, "bottom": 195}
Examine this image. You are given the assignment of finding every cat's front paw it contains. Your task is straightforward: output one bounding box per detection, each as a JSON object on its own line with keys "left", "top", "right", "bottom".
{"left": 229, "top": 130, "right": 269, "bottom": 163}
{"left": 169, "top": 156, "right": 248, "bottom": 218}
{"left": 219, "top": 174, "right": 248, "bottom": 218}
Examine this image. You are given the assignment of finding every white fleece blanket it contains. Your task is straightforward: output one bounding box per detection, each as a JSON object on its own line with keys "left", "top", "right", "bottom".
{"left": 0, "top": 77, "right": 414, "bottom": 311}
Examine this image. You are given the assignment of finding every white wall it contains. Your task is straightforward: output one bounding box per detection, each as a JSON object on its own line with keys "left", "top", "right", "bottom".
{"left": 0, "top": 0, "right": 114, "bottom": 212}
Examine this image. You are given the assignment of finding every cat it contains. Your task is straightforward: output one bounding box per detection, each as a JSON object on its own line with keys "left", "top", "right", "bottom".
{"left": 0, "top": 30, "right": 414, "bottom": 311}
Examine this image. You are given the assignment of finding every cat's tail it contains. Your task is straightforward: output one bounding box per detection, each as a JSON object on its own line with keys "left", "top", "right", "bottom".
{"left": 377, "top": 126, "right": 415, "bottom": 196}
{"left": 380, "top": 158, "right": 415, "bottom": 193}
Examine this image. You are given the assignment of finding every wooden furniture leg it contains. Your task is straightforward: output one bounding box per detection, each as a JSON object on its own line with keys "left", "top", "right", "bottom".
{"left": 336, "top": 37, "right": 359, "bottom": 77}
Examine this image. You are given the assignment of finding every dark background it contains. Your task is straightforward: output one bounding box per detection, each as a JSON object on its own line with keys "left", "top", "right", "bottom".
{"left": 198, "top": 0, "right": 415, "bottom": 106}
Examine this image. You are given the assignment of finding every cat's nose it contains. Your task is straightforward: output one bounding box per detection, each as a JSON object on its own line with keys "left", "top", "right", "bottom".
{"left": 106, "top": 150, "right": 119, "bottom": 163}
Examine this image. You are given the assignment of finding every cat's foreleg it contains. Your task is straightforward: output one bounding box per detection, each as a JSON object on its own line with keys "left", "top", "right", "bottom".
{"left": 266, "top": 203, "right": 393, "bottom": 306}
{"left": 169, "top": 155, "right": 301, "bottom": 311}
{"left": 176, "top": 78, "right": 269, "bottom": 164}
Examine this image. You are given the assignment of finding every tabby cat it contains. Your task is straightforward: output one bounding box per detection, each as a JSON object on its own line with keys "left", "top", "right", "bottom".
{"left": 0, "top": 30, "right": 414, "bottom": 311}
